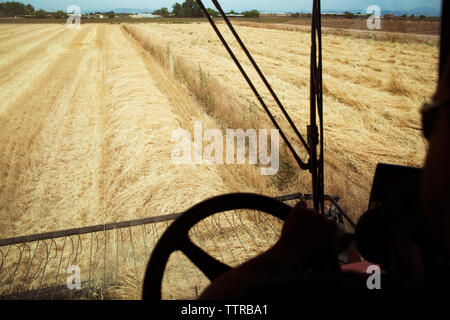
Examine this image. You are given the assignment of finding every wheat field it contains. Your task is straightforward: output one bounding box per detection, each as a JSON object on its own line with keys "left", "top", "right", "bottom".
{"left": 124, "top": 22, "right": 438, "bottom": 217}
{"left": 0, "top": 22, "right": 438, "bottom": 299}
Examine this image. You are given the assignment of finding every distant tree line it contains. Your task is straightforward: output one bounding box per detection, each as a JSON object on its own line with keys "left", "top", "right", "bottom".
{"left": 171, "top": 0, "right": 204, "bottom": 18}
{"left": 401, "top": 14, "right": 427, "bottom": 19}
{"left": 153, "top": 7, "right": 170, "bottom": 17}
{"left": 0, "top": 1, "right": 120, "bottom": 19}
{"left": 1, "top": 0, "right": 259, "bottom": 20}
{"left": 0, "top": 1, "right": 34, "bottom": 17}
{"left": 105, "top": 11, "right": 116, "bottom": 18}
{"left": 0, "top": 1, "right": 68, "bottom": 18}
{"left": 152, "top": 0, "right": 259, "bottom": 18}
{"left": 241, "top": 10, "right": 259, "bottom": 18}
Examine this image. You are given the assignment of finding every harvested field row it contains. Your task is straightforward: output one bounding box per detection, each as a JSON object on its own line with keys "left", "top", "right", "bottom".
{"left": 0, "top": 24, "right": 276, "bottom": 237}
{"left": 231, "top": 21, "right": 440, "bottom": 45}
{"left": 284, "top": 17, "right": 441, "bottom": 35}
{"left": 124, "top": 22, "right": 438, "bottom": 218}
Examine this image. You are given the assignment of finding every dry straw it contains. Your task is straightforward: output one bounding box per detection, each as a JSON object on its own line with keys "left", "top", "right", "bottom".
{"left": 0, "top": 22, "right": 438, "bottom": 299}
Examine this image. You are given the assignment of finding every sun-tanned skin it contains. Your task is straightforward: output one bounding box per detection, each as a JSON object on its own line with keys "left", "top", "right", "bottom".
{"left": 200, "top": 54, "right": 450, "bottom": 301}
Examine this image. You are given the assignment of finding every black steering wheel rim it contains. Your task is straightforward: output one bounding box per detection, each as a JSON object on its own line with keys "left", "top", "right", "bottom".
{"left": 142, "top": 193, "right": 292, "bottom": 300}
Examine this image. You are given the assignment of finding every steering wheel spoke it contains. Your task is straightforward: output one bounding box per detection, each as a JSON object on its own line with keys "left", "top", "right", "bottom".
{"left": 181, "top": 237, "right": 231, "bottom": 281}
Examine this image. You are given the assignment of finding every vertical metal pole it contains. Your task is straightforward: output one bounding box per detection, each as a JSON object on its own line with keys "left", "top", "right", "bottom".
{"left": 317, "top": 0, "right": 325, "bottom": 215}
{"left": 310, "top": 0, "right": 319, "bottom": 212}
{"left": 439, "top": 0, "right": 449, "bottom": 83}
{"left": 310, "top": 0, "right": 325, "bottom": 214}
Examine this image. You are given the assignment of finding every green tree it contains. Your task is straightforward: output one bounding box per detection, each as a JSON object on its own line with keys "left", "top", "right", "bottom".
{"left": 52, "top": 10, "right": 67, "bottom": 19}
{"left": 0, "top": 1, "right": 26, "bottom": 17}
{"left": 206, "top": 8, "right": 218, "bottom": 17}
{"left": 25, "top": 4, "right": 34, "bottom": 15}
{"left": 106, "top": 11, "right": 115, "bottom": 18}
{"left": 343, "top": 11, "right": 355, "bottom": 18}
{"left": 171, "top": 0, "right": 202, "bottom": 17}
{"left": 35, "top": 9, "right": 47, "bottom": 18}
{"left": 183, "top": 0, "right": 202, "bottom": 17}
{"left": 178, "top": 6, "right": 191, "bottom": 17}
{"left": 154, "top": 7, "right": 169, "bottom": 17}
{"left": 242, "top": 10, "right": 259, "bottom": 18}
{"left": 172, "top": 2, "right": 182, "bottom": 16}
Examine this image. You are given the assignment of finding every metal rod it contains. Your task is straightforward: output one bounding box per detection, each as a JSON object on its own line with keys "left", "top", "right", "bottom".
{"left": 195, "top": 0, "right": 310, "bottom": 170}
{"left": 211, "top": 0, "right": 310, "bottom": 152}
{"left": 310, "top": 0, "right": 325, "bottom": 214}
{"left": 0, "top": 193, "right": 354, "bottom": 248}
{"left": 317, "top": 0, "right": 325, "bottom": 216}
{"left": 0, "top": 213, "right": 183, "bottom": 246}
{"left": 328, "top": 198, "right": 357, "bottom": 229}
{"left": 439, "top": 0, "right": 449, "bottom": 83}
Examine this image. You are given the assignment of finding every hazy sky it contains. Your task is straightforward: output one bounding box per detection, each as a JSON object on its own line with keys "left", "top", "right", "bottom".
{"left": 9, "top": 0, "right": 442, "bottom": 13}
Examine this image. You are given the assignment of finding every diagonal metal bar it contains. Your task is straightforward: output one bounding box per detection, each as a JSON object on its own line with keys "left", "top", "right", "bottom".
{"left": 0, "top": 213, "right": 182, "bottom": 247}
{"left": 210, "top": 0, "right": 310, "bottom": 153}
{"left": 195, "top": 0, "right": 310, "bottom": 170}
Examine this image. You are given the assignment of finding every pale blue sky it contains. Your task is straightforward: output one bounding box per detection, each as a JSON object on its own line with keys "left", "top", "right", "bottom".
{"left": 5, "top": 0, "right": 442, "bottom": 13}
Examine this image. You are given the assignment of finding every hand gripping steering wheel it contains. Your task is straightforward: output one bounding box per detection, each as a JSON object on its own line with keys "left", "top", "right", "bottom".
{"left": 142, "top": 193, "right": 292, "bottom": 300}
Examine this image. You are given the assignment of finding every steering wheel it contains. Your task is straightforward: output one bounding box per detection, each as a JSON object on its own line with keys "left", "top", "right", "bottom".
{"left": 142, "top": 193, "right": 292, "bottom": 300}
